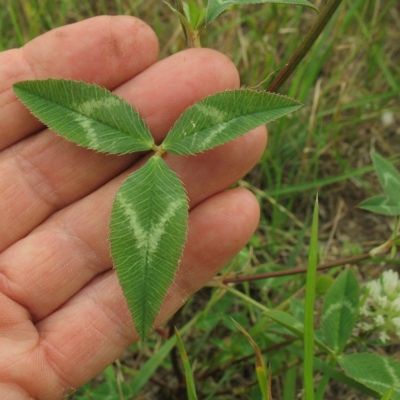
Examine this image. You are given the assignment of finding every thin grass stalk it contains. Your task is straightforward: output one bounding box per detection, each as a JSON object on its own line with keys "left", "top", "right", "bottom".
{"left": 303, "top": 196, "right": 319, "bottom": 400}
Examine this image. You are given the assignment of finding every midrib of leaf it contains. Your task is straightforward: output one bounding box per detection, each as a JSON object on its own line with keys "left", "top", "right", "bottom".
{"left": 140, "top": 164, "right": 159, "bottom": 335}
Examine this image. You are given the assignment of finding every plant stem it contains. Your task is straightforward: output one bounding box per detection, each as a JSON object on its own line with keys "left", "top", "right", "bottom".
{"left": 266, "top": 0, "right": 343, "bottom": 93}
{"left": 221, "top": 253, "right": 370, "bottom": 284}
{"left": 187, "top": 29, "right": 201, "bottom": 48}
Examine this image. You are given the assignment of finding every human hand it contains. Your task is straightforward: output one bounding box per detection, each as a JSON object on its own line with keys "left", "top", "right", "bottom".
{"left": 0, "top": 16, "right": 266, "bottom": 398}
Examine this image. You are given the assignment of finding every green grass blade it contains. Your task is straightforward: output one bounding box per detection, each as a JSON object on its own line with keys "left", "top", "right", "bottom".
{"left": 303, "top": 196, "right": 319, "bottom": 400}
{"left": 13, "top": 79, "right": 154, "bottom": 154}
{"left": 225, "top": 286, "right": 334, "bottom": 354}
{"left": 232, "top": 319, "right": 270, "bottom": 400}
{"left": 175, "top": 327, "right": 198, "bottom": 400}
{"left": 162, "top": 90, "right": 301, "bottom": 155}
{"left": 283, "top": 366, "right": 297, "bottom": 400}
{"left": 110, "top": 156, "right": 188, "bottom": 339}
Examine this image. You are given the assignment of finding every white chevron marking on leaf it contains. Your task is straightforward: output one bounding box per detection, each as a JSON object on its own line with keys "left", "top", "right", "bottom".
{"left": 383, "top": 358, "right": 400, "bottom": 385}
{"left": 201, "top": 123, "right": 227, "bottom": 147}
{"left": 116, "top": 191, "right": 186, "bottom": 262}
{"left": 73, "top": 114, "right": 101, "bottom": 150}
{"left": 74, "top": 96, "right": 120, "bottom": 115}
{"left": 196, "top": 103, "right": 229, "bottom": 124}
{"left": 321, "top": 300, "right": 356, "bottom": 322}
{"left": 115, "top": 191, "right": 147, "bottom": 252}
{"left": 147, "top": 199, "right": 186, "bottom": 258}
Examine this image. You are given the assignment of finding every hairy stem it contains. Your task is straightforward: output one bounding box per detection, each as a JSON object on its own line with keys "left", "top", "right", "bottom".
{"left": 266, "top": 0, "right": 343, "bottom": 93}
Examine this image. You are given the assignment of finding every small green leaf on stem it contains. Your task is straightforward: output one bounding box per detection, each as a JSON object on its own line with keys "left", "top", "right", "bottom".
{"left": 13, "top": 79, "right": 154, "bottom": 154}
{"left": 185, "top": 0, "right": 206, "bottom": 29}
{"left": 163, "top": 1, "right": 202, "bottom": 47}
{"left": 110, "top": 156, "right": 188, "bottom": 340}
{"left": 164, "top": 1, "right": 193, "bottom": 31}
{"left": 162, "top": 90, "right": 301, "bottom": 155}
{"left": 206, "top": 0, "right": 318, "bottom": 25}
{"left": 358, "top": 153, "right": 400, "bottom": 216}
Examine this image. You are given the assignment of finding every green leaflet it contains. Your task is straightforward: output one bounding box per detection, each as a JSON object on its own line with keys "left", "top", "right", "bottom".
{"left": 321, "top": 270, "right": 359, "bottom": 353}
{"left": 358, "top": 153, "right": 400, "bottom": 216}
{"left": 110, "top": 156, "right": 188, "bottom": 339}
{"left": 358, "top": 195, "right": 400, "bottom": 216}
{"left": 372, "top": 152, "right": 400, "bottom": 200}
{"left": 162, "top": 90, "right": 301, "bottom": 155}
{"left": 13, "top": 79, "right": 154, "bottom": 154}
{"left": 339, "top": 354, "right": 400, "bottom": 399}
{"left": 206, "top": 0, "right": 318, "bottom": 24}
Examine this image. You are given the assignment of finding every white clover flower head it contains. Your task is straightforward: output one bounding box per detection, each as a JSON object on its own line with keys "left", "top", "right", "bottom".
{"left": 357, "top": 269, "right": 400, "bottom": 343}
{"left": 382, "top": 270, "right": 399, "bottom": 299}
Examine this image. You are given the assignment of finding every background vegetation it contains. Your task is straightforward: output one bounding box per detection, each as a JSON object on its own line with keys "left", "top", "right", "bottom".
{"left": 2, "top": 0, "right": 399, "bottom": 398}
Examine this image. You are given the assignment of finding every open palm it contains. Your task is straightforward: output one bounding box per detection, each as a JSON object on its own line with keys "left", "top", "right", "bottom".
{"left": 0, "top": 16, "right": 265, "bottom": 398}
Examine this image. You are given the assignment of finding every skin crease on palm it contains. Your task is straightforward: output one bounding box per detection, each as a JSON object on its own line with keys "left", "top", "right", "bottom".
{"left": 0, "top": 16, "right": 267, "bottom": 399}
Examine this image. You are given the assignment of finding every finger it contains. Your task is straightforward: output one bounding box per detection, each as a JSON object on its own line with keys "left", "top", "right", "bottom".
{"left": 0, "top": 125, "right": 267, "bottom": 320}
{"left": 34, "top": 188, "right": 260, "bottom": 395}
{"left": 0, "top": 15, "right": 159, "bottom": 150}
{"left": 0, "top": 48, "right": 240, "bottom": 252}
